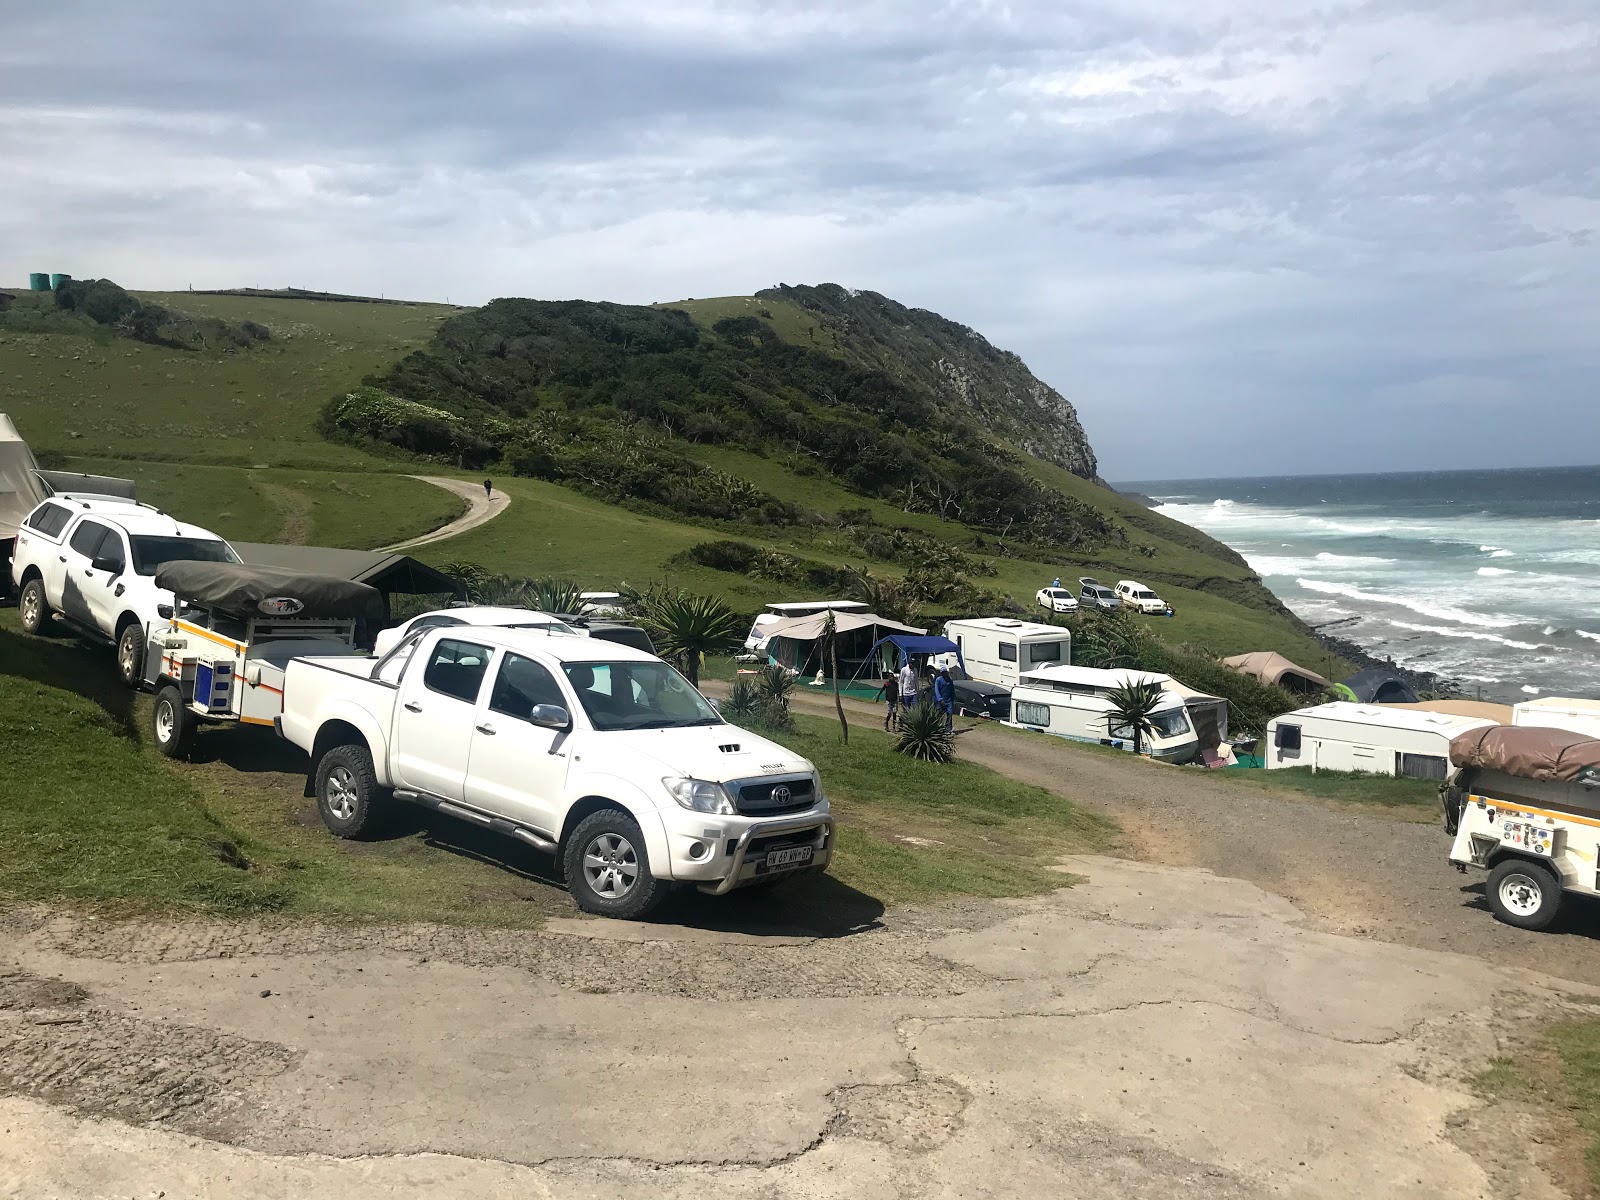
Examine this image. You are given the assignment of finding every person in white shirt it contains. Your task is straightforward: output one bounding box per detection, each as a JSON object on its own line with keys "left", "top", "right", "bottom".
{"left": 897, "top": 658, "right": 919, "bottom": 713}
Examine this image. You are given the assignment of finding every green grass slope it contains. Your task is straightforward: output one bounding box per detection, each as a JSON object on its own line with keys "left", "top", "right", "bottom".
{"left": 1, "top": 280, "right": 1339, "bottom": 670}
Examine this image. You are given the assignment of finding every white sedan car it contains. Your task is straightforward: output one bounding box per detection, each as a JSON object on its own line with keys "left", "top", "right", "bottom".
{"left": 1035, "top": 586, "right": 1080, "bottom": 614}
{"left": 372, "top": 606, "right": 578, "bottom": 658}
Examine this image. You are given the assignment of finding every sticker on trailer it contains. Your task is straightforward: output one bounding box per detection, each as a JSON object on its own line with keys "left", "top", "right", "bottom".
{"left": 1500, "top": 819, "right": 1556, "bottom": 857}
{"left": 257, "top": 596, "right": 306, "bottom": 616}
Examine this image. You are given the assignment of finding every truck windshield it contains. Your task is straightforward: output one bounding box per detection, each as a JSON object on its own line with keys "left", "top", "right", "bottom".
{"left": 131, "top": 536, "right": 240, "bottom": 576}
{"left": 561, "top": 661, "right": 721, "bottom": 731}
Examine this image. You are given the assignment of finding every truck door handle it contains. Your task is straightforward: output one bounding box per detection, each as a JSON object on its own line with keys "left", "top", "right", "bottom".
{"left": 475, "top": 723, "right": 496, "bottom": 735}
{"left": 58, "top": 555, "right": 66, "bottom": 562}
{"left": 404, "top": 701, "right": 423, "bottom": 713}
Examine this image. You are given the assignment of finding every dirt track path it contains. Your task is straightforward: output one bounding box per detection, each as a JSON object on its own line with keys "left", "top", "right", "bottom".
{"left": 381, "top": 476, "right": 508, "bottom": 551}
{"left": 771, "top": 687, "right": 1600, "bottom": 985}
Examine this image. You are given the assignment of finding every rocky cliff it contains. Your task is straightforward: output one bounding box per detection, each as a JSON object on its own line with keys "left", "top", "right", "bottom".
{"left": 760, "top": 283, "right": 1099, "bottom": 481}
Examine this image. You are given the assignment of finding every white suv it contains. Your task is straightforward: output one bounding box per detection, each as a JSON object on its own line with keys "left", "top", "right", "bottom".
{"left": 1115, "top": 580, "right": 1169, "bottom": 614}
{"left": 11, "top": 496, "right": 241, "bottom": 686}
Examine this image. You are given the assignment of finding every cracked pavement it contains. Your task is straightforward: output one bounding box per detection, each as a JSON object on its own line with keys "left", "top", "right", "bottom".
{"left": 3, "top": 856, "right": 1596, "bottom": 1198}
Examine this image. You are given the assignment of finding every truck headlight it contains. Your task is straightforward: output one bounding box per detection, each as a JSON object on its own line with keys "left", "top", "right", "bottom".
{"left": 663, "top": 776, "right": 737, "bottom": 816}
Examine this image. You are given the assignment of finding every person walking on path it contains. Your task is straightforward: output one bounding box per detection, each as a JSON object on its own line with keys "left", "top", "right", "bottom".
{"left": 483, "top": 479, "right": 494, "bottom": 499}
{"left": 876, "top": 671, "right": 900, "bottom": 730}
{"left": 897, "top": 657, "right": 919, "bottom": 716}
{"left": 933, "top": 667, "right": 956, "bottom": 733}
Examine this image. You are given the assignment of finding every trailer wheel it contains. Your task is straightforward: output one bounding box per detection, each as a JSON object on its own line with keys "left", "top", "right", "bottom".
{"left": 152, "top": 685, "right": 196, "bottom": 760}
{"left": 1487, "top": 858, "right": 1563, "bottom": 932}
{"left": 116, "top": 623, "right": 146, "bottom": 689}
{"left": 315, "top": 743, "right": 389, "bottom": 839}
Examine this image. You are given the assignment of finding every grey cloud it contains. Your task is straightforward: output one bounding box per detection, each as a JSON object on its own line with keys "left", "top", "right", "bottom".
{"left": 3, "top": 0, "right": 1597, "bottom": 477}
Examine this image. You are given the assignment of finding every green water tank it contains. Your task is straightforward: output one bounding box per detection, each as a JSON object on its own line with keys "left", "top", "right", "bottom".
{"left": 29, "top": 272, "right": 50, "bottom": 291}
{"left": 50, "top": 273, "right": 71, "bottom": 290}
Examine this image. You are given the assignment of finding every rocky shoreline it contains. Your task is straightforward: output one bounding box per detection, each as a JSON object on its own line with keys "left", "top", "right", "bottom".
{"left": 1310, "top": 617, "right": 1461, "bottom": 699}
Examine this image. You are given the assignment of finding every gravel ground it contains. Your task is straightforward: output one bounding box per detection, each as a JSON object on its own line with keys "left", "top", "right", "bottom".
{"left": 772, "top": 688, "right": 1600, "bottom": 985}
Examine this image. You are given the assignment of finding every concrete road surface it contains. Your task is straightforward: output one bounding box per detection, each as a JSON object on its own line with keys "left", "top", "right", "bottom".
{"left": 2, "top": 856, "right": 1594, "bottom": 1198}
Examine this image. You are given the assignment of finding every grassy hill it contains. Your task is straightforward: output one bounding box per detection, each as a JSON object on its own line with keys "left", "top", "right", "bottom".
{"left": 0, "top": 280, "right": 1344, "bottom": 670}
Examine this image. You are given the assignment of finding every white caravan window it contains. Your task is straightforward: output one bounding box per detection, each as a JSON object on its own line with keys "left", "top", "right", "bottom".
{"left": 1015, "top": 701, "right": 1050, "bottom": 726}
{"left": 1026, "top": 641, "right": 1062, "bottom": 664}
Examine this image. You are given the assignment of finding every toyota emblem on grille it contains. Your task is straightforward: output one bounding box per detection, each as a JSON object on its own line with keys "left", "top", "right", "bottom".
{"left": 770, "top": 785, "right": 792, "bottom": 805}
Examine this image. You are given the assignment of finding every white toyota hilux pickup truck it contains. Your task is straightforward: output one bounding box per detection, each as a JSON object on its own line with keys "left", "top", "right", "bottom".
{"left": 278, "top": 624, "right": 834, "bottom": 918}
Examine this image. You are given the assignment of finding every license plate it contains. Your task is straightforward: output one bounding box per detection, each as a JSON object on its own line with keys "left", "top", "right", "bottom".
{"left": 766, "top": 846, "right": 813, "bottom": 868}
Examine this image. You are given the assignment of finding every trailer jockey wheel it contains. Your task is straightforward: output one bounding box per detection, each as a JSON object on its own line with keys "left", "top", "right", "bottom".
{"left": 1486, "top": 858, "right": 1562, "bottom": 932}
{"left": 152, "top": 685, "right": 197, "bottom": 760}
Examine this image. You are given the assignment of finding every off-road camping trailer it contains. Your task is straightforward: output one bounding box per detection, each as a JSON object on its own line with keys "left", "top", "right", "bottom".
{"left": 938, "top": 618, "right": 1070, "bottom": 689}
{"left": 1267, "top": 703, "right": 1498, "bottom": 779}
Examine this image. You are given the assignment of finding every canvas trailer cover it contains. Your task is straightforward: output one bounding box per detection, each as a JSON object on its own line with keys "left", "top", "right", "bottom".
{"left": 1451, "top": 725, "right": 1600, "bottom": 784}
{"left": 155, "top": 562, "right": 385, "bottom": 622}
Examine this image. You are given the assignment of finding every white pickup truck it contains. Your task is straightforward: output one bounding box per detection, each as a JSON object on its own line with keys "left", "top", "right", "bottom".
{"left": 277, "top": 624, "right": 834, "bottom": 918}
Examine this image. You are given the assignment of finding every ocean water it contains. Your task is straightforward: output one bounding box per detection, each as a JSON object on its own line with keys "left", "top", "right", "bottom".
{"left": 1123, "top": 466, "right": 1600, "bottom": 703}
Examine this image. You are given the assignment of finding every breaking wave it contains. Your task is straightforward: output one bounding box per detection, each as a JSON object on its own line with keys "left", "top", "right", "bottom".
{"left": 1386, "top": 621, "right": 1547, "bottom": 651}
{"left": 1476, "top": 567, "right": 1514, "bottom": 577}
{"left": 1295, "top": 578, "right": 1514, "bottom": 629}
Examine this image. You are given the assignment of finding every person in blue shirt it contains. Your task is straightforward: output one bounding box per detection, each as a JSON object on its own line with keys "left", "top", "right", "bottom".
{"left": 932, "top": 667, "right": 955, "bottom": 733}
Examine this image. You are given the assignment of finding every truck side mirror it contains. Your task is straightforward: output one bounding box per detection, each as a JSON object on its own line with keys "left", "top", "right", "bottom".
{"left": 93, "top": 554, "right": 122, "bottom": 575}
{"left": 528, "top": 704, "right": 571, "bottom": 730}
{"left": 157, "top": 604, "right": 174, "bottom": 620}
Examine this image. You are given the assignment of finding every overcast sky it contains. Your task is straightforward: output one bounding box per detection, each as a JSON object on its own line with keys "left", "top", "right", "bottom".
{"left": 4, "top": 1, "right": 1596, "bottom": 479}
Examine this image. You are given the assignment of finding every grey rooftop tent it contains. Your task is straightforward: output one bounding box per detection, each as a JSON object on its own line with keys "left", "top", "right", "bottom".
{"left": 155, "top": 561, "right": 385, "bottom": 621}
{"left": 231, "top": 543, "right": 464, "bottom": 620}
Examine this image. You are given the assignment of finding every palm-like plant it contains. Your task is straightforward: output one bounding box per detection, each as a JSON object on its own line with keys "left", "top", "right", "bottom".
{"left": 720, "top": 677, "right": 764, "bottom": 725}
{"left": 525, "top": 576, "right": 585, "bottom": 614}
{"left": 896, "top": 701, "right": 954, "bottom": 763}
{"left": 1104, "top": 679, "right": 1166, "bottom": 757}
{"left": 641, "top": 590, "right": 743, "bottom": 687}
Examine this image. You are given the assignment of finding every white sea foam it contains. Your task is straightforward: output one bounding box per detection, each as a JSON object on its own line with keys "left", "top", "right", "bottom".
{"left": 1488, "top": 549, "right": 1513, "bottom": 558}
{"left": 1212, "top": 498, "right": 1234, "bottom": 508}
{"left": 1523, "top": 685, "right": 1542, "bottom": 694}
{"left": 1477, "top": 567, "right": 1514, "bottom": 577}
{"left": 1294, "top": 578, "right": 1515, "bottom": 629}
{"left": 1580, "top": 630, "right": 1600, "bottom": 643}
{"left": 1386, "top": 621, "right": 1547, "bottom": 651}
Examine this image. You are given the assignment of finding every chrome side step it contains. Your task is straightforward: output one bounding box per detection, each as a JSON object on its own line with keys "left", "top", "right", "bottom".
{"left": 393, "top": 789, "right": 557, "bottom": 851}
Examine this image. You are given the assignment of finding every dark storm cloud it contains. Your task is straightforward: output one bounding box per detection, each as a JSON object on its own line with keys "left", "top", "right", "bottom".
{"left": 3, "top": 0, "right": 1597, "bottom": 475}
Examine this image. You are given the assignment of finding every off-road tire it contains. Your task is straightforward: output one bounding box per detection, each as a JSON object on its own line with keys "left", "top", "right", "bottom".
{"left": 19, "top": 578, "right": 54, "bottom": 636}
{"left": 117, "top": 622, "right": 146, "bottom": 689}
{"left": 563, "top": 809, "right": 669, "bottom": 920}
{"left": 315, "top": 743, "right": 390, "bottom": 839}
{"left": 152, "top": 685, "right": 197, "bottom": 760}
{"left": 1487, "top": 857, "right": 1563, "bottom": 932}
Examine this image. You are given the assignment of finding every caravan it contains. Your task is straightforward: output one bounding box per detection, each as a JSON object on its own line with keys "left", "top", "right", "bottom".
{"left": 1009, "top": 665, "right": 1199, "bottom": 763}
{"left": 939, "top": 618, "right": 1070, "bottom": 689}
{"left": 1266, "top": 703, "right": 1498, "bottom": 779}
{"left": 1513, "top": 697, "right": 1600, "bottom": 741}
{"left": 743, "top": 600, "right": 869, "bottom": 655}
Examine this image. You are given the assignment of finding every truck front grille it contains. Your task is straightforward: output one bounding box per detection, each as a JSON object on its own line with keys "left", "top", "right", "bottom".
{"left": 736, "top": 777, "right": 814, "bottom": 816}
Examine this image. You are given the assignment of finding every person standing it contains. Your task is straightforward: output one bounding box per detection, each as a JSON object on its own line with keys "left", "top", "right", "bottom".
{"left": 897, "top": 656, "right": 918, "bottom": 716}
{"left": 483, "top": 478, "right": 493, "bottom": 499}
{"left": 933, "top": 667, "right": 955, "bottom": 733}
{"left": 876, "top": 671, "right": 900, "bottom": 730}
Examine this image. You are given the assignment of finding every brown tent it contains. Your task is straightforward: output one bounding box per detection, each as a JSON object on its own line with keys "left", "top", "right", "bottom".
{"left": 1450, "top": 725, "right": 1600, "bottom": 783}
{"left": 1222, "top": 651, "right": 1331, "bottom": 695}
